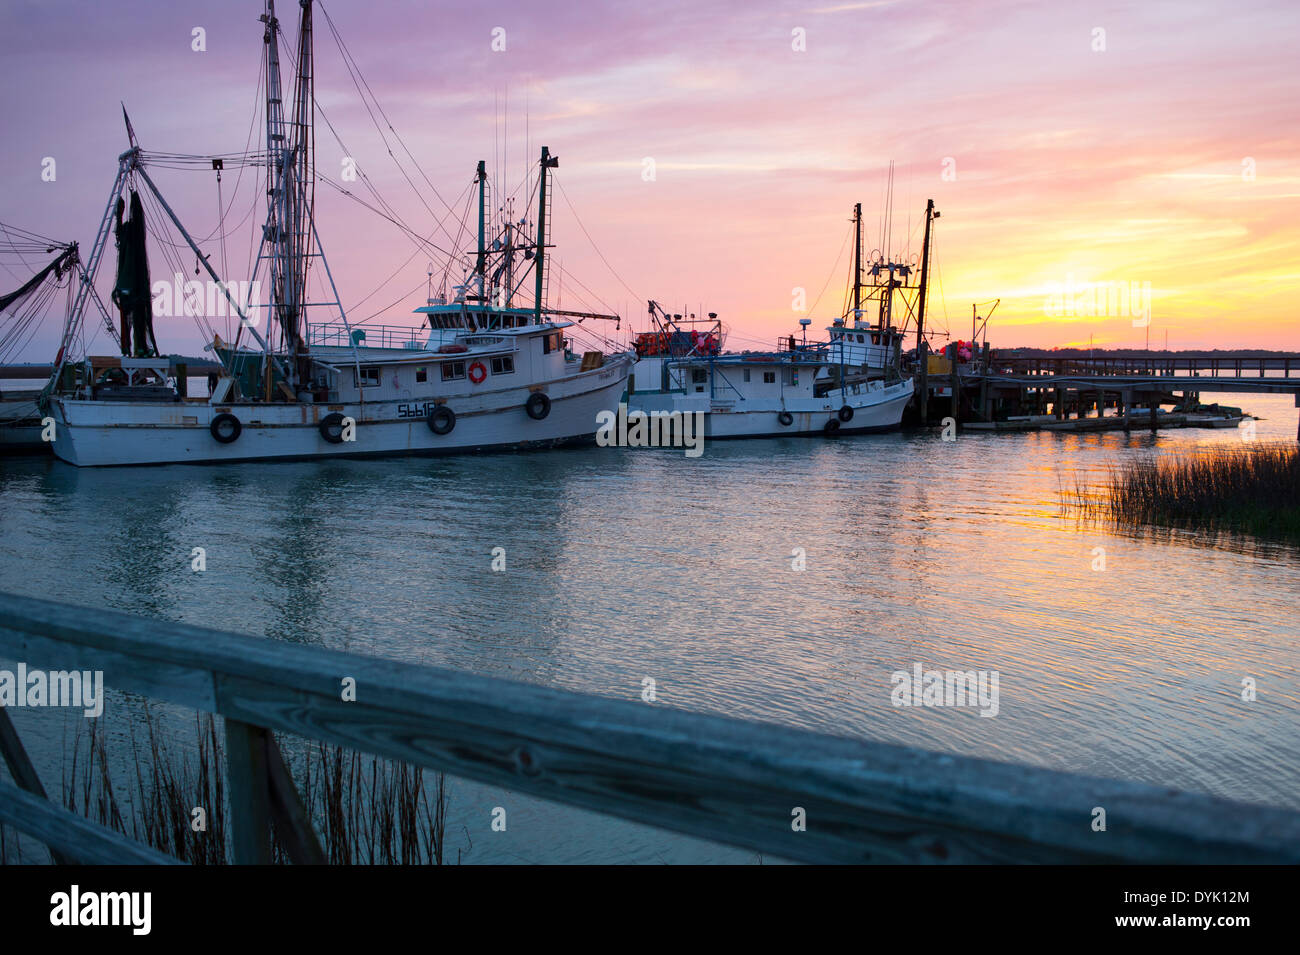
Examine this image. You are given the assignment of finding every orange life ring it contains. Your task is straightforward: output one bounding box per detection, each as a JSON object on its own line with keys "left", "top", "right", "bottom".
{"left": 468, "top": 360, "right": 487, "bottom": 384}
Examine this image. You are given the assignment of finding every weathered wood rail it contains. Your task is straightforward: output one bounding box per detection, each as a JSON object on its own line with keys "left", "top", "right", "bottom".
{"left": 2, "top": 591, "right": 1299, "bottom": 864}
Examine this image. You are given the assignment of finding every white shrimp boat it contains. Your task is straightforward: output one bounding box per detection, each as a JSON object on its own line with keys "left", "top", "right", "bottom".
{"left": 44, "top": 1, "right": 629, "bottom": 467}
{"left": 628, "top": 302, "right": 912, "bottom": 438}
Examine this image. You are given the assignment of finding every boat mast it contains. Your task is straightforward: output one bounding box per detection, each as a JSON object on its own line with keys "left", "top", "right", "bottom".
{"left": 474, "top": 160, "right": 488, "bottom": 302}
{"left": 852, "top": 201, "right": 862, "bottom": 326}
{"left": 261, "top": 0, "right": 314, "bottom": 393}
{"left": 533, "top": 146, "right": 558, "bottom": 324}
{"left": 915, "top": 198, "right": 938, "bottom": 419}
{"left": 916, "top": 198, "right": 938, "bottom": 353}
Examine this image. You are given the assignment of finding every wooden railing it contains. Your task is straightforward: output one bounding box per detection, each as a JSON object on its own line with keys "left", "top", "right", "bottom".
{"left": 2, "top": 591, "right": 1299, "bottom": 864}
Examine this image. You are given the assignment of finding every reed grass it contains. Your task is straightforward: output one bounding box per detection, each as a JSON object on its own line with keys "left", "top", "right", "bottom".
{"left": 57, "top": 706, "right": 449, "bottom": 865}
{"left": 1079, "top": 443, "right": 1300, "bottom": 541}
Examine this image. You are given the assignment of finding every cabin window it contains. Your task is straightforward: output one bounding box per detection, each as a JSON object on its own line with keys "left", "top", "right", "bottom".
{"left": 542, "top": 332, "right": 562, "bottom": 354}
{"left": 857, "top": 334, "right": 865, "bottom": 343}
{"left": 743, "top": 368, "right": 751, "bottom": 382}
{"left": 491, "top": 356, "right": 514, "bottom": 375}
{"left": 416, "top": 366, "right": 427, "bottom": 383}
{"left": 354, "top": 366, "right": 381, "bottom": 387}
{"left": 441, "top": 361, "right": 466, "bottom": 381}
{"left": 783, "top": 368, "right": 797, "bottom": 386}
{"left": 692, "top": 369, "right": 707, "bottom": 384}
{"left": 763, "top": 371, "right": 776, "bottom": 384}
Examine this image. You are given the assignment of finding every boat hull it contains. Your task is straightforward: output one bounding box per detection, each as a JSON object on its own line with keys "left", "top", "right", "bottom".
{"left": 0, "top": 395, "right": 48, "bottom": 453}
{"left": 50, "top": 358, "right": 631, "bottom": 467}
{"left": 630, "top": 378, "right": 913, "bottom": 439}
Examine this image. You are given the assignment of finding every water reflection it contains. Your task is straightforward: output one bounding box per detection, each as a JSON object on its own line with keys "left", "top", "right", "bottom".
{"left": 0, "top": 392, "right": 1296, "bottom": 861}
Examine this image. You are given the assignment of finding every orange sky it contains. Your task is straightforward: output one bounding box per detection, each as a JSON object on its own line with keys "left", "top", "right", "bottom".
{"left": 3, "top": 0, "right": 1298, "bottom": 357}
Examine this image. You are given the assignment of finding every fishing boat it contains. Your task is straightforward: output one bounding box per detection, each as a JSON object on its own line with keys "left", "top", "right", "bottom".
{"left": 628, "top": 302, "right": 913, "bottom": 438}
{"left": 43, "top": 0, "right": 630, "bottom": 468}
{"left": 0, "top": 226, "right": 88, "bottom": 453}
{"left": 818, "top": 203, "right": 911, "bottom": 381}
{"left": 625, "top": 194, "right": 943, "bottom": 439}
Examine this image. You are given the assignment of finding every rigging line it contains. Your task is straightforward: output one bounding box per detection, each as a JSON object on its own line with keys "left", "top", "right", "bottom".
{"left": 807, "top": 219, "right": 852, "bottom": 320}
{"left": 551, "top": 263, "right": 618, "bottom": 318}
{"left": 317, "top": 2, "right": 458, "bottom": 221}
{"left": 312, "top": 101, "right": 418, "bottom": 237}
{"left": 438, "top": 179, "right": 476, "bottom": 294}
{"left": 553, "top": 179, "right": 640, "bottom": 304}
{"left": 354, "top": 276, "right": 428, "bottom": 324}
{"left": 348, "top": 179, "right": 474, "bottom": 317}
{"left": 313, "top": 97, "right": 468, "bottom": 259}
{"left": 314, "top": 171, "right": 460, "bottom": 261}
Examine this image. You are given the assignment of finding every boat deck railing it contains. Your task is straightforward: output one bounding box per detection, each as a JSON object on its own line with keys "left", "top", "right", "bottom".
{"left": 307, "top": 322, "right": 426, "bottom": 350}
{"left": 1, "top": 591, "right": 1298, "bottom": 864}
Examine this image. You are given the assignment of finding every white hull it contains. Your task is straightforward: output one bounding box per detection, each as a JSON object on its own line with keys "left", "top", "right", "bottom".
{"left": 631, "top": 377, "right": 913, "bottom": 438}
{"left": 50, "top": 357, "right": 631, "bottom": 467}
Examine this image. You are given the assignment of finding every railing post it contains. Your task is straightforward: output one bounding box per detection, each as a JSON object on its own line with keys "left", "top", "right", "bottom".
{"left": 225, "top": 718, "right": 274, "bottom": 865}
{"left": 0, "top": 707, "right": 75, "bottom": 865}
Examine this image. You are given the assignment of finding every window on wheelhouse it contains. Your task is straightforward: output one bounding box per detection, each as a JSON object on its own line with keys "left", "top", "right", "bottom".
{"left": 542, "top": 332, "right": 563, "bottom": 354}
{"left": 763, "top": 371, "right": 776, "bottom": 384}
{"left": 416, "top": 366, "right": 427, "bottom": 383}
{"left": 354, "top": 366, "right": 381, "bottom": 388}
{"left": 491, "top": 356, "right": 514, "bottom": 375}
{"left": 441, "top": 361, "right": 466, "bottom": 381}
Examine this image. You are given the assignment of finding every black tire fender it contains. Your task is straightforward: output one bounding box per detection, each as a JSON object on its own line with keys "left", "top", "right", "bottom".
{"left": 427, "top": 405, "right": 456, "bottom": 435}
{"left": 210, "top": 412, "right": 242, "bottom": 444}
{"left": 838, "top": 404, "right": 854, "bottom": 422}
{"left": 319, "top": 412, "right": 348, "bottom": 444}
{"left": 823, "top": 418, "right": 841, "bottom": 435}
{"left": 526, "top": 392, "right": 551, "bottom": 420}
{"left": 778, "top": 410, "right": 794, "bottom": 427}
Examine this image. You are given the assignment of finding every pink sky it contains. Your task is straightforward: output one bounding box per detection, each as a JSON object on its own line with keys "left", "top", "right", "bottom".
{"left": 2, "top": 0, "right": 1298, "bottom": 360}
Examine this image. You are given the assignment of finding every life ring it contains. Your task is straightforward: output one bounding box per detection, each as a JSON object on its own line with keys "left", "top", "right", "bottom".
{"left": 778, "top": 411, "right": 794, "bottom": 427}
{"left": 838, "top": 404, "right": 854, "bottom": 422}
{"left": 525, "top": 392, "right": 551, "bottom": 420}
{"left": 210, "top": 412, "right": 242, "bottom": 443}
{"left": 427, "top": 405, "right": 456, "bottom": 435}
{"left": 468, "top": 361, "right": 487, "bottom": 384}
{"left": 823, "top": 418, "right": 841, "bottom": 436}
{"left": 319, "top": 412, "right": 348, "bottom": 444}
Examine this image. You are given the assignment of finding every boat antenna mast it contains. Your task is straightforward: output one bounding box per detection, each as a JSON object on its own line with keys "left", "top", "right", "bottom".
{"left": 472, "top": 160, "right": 489, "bottom": 303}
{"left": 852, "top": 201, "right": 863, "bottom": 326}
{"left": 533, "top": 146, "right": 558, "bottom": 324}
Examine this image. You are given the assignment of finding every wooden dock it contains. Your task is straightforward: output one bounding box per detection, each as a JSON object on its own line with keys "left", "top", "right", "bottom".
{"left": 2, "top": 591, "right": 1299, "bottom": 864}
{"left": 913, "top": 349, "right": 1300, "bottom": 437}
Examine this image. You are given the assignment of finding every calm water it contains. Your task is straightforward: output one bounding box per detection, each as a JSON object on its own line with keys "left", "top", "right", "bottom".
{"left": 1, "top": 392, "right": 1297, "bottom": 863}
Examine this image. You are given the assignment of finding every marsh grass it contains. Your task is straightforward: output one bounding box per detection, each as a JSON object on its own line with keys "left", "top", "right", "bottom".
{"left": 1071, "top": 443, "right": 1300, "bottom": 541}
{"left": 57, "top": 706, "right": 448, "bottom": 865}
